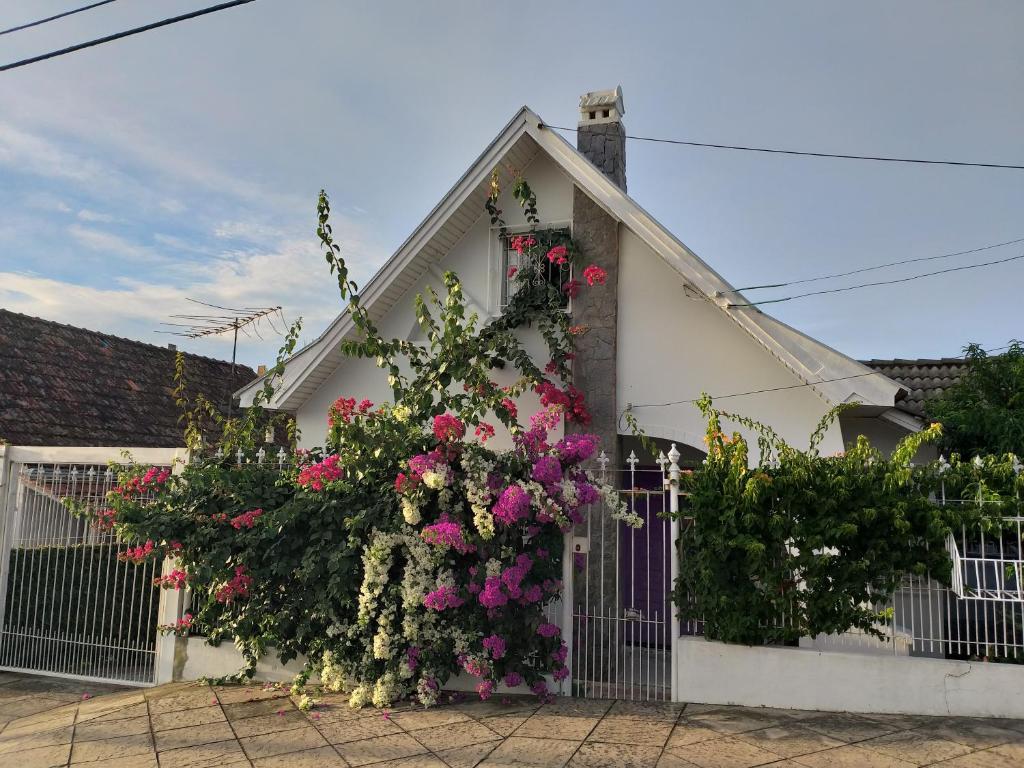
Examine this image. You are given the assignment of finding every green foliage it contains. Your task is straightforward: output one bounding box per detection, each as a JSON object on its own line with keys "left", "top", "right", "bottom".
{"left": 676, "top": 398, "right": 1022, "bottom": 646}
{"left": 926, "top": 341, "right": 1024, "bottom": 457}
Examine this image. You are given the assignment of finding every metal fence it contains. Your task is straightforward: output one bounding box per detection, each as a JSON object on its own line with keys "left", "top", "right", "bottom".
{"left": 0, "top": 447, "right": 179, "bottom": 685}
{"left": 569, "top": 449, "right": 682, "bottom": 701}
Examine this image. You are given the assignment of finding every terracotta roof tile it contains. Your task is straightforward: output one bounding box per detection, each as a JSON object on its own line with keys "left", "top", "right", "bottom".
{"left": 0, "top": 309, "right": 257, "bottom": 447}
{"left": 862, "top": 357, "right": 969, "bottom": 418}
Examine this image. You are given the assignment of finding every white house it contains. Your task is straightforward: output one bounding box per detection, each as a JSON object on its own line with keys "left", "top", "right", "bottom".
{"left": 237, "top": 87, "right": 917, "bottom": 468}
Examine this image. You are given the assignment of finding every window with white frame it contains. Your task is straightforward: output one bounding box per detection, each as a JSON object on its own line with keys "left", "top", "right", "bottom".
{"left": 499, "top": 227, "right": 572, "bottom": 311}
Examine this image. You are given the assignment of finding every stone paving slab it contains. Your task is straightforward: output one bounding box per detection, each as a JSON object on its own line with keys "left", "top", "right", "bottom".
{"left": 0, "top": 673, "right": 1023, "bottom": 767}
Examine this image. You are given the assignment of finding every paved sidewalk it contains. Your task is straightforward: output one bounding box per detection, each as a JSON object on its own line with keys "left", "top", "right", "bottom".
{"left": 1, "top": 673, "right": 1023, "bottom": 767}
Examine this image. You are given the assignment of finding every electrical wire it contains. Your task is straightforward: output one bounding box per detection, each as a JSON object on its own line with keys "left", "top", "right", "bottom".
{"left": 735, "top": 236, "right": 1024, "bottom": 292}
{"left": 541, "top": 123, "right": 1024, "bottom": 171}
{"left": 623, "top": 344, "right": 1011, "bottom": 416}
{"left": 728, "top": 251, "right": 1024, "bottom": 308}
{"left": 0, "top": 0, "right": 257, "bottom": 73}
{"left": 0, "top": 0, "right": 118, "bottom": 36}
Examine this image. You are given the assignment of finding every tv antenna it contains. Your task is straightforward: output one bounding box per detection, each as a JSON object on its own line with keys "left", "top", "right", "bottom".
{"left": 157, "top": 299, "right": 284, "bottom": 415}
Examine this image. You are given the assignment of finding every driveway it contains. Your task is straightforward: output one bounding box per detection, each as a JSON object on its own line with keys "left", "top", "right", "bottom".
{"left": 1, "top": 672, "right": 1021, "bottom": 767}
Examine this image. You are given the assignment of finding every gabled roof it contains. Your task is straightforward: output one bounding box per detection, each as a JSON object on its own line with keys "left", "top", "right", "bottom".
{"left": 238, "top": 106, "right": 904, "bottom": 414}
{"left": 863, "top": 358, "right": 968, "bottom": 419}
{"left": 0, "top": 309, "right": 256, "bottom": 447}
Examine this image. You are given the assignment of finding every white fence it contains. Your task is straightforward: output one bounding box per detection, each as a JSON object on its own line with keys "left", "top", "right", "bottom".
{"left": 0, "top": 445, "right": 182, "bottom": 686}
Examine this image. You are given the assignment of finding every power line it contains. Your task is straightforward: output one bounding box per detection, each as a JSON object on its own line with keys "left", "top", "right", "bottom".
{"left": 541, "top": 124, "right": 1024, "bottom": 171}
{"left": 0, "top": 0, "right": 258, "bottom": 73}
{"left": 728, "top": 251, "right": 1024, "bottom": 308}
{"left": 736, "top": 236, "right": 1024, "bottom": 292}
{"left": 0, "top": 0, "right": 118, "bottom": 36}
{"left": 624, "top": 344, "right": 1011, "bottom": 415}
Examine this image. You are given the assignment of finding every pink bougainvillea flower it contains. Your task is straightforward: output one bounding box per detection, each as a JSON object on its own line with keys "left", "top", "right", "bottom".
{"left": 503, "top": 672, "right": 523, "bottom": 688}
{"left": 381, "top": 710, "right": 391, "bottom": 720}
{"left": 81, "top": 693, "right": 92, "bottom": 700}
{"left": 492, "top": 485, "right": 530, "bottom": 526}
{"left": 537, "top": 623, "right": 561, "bottom": 638}
{"left": 432, "top": 413, "right": 466, "bottom": 443}
{"left": 296, "top": 455, "right": 344, "bottom": 491}
{"left": 230, "top": 508, "right": 263, "bottom": 530}
{"left": 423, "top": 585, "right": 465, "bottom": 611}
{"left": 500, "top": 398, "right": 518, "bottom": 421}
{"left": 215, "top": 565, "right": 253, "bottom": 604}
{"left": 509, "top": 235, "right": 536, "bottom": 255}
{"left": 328, "top": 396, "right": 356, "bottom": 427}
{"left": 582, "top": 264, "right": 607, "bottom": 286}
{"left": 507, "top": 265, "right": 518, "bottom": 278}
{"left": 568, "top": 324, "right": 588, "bottom": 336}
{"left": 546, "top": 245, "right": 569, "bottom": 265}
{"left": 531, "top": 456, "right": 562, "bottom": 486}
{"left": 476, "top": 680, "right": 495, "bottom": 700}
{"left": 474, "top": 422, "right": 495, "bottom": 443}
{"left": 421, "top": 520, "right": 475, "bottom": 554}
{"left": 482, "top": 634, "right": 507, "bottom": 660}
{"left": 561, "top": 279, "right": 581, "bottom": 299}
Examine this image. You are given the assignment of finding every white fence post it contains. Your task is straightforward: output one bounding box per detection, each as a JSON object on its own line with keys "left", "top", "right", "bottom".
{"left": 154, "top": 450, "right": 187, "bottom": 684}
{"left": 560, "top": 529, "right": 573, "bottom": 696}
{"left": 668, "top": 443, "right": 681, "bottom": 702}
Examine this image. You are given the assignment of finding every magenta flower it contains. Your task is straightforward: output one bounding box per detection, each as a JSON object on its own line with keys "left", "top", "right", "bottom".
{"left": 423, "top": 585, "right": 464, "bottom": 611}
{"left": 432, "top": 413, "right": 465, "bottom": 442}
{"left": 503, "top": 672, "right": 523, "bottom": 688}
{"left": 421, "top": 521, "right": 475, "bottom": 554}
{"left": 531, "top": 456, "right": 562, "bottom": 486}
{"left": 478, "top": 577, "right": 508, "bottom": 609}
{"left": 537, "top": 623, "right": 561, "bottom": 638}
{"left": 493, "top": 485, "right": 530, "bottom": 525}
{"left": 482, "top": 634, "right": 507, "bottom": 659}
{"left": 555, "top": 433, "right": 600, "bottom": 463}
{"left": 477, "top": 680, "right": 495, "bottom": 700}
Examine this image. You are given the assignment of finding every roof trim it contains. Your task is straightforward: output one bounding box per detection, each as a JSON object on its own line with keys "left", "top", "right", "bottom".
{"left": 238, "top": 106, "right": 902, "bottom": 413}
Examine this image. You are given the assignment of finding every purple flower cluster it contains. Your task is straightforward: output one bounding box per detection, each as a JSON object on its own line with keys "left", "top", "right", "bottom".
{"left": 537, "top": 622, "right": 561, "bottom": 638}
{"left": 423, "top": 585, "right": 464, "bottom": 611}
{"left": 503, "top": 672, "right": 523, "bottom": 687}
{"left": 421, "top": 520, "right": 475, "bottom": 554}
{"left": 482, "top": 634, "right": 507, "bottom": 659}
{"left": 531, "top": 456, "right": 563, "bottom": 486}
{"left": 492, "top": 485, "right": 530, "bottom": 525}
{"left": 555, "top": 433, "right": 600, "bottom": 464}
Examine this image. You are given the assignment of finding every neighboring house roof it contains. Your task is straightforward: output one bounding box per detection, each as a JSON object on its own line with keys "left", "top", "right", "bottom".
{"left": 0, "top": 309, "right": 256, "bottom": 448}
{"left": 237, "top": 106, "right": 904, "bottom": 415}
{"left": 862, "top": 358, "right": 969, "bottom": 419}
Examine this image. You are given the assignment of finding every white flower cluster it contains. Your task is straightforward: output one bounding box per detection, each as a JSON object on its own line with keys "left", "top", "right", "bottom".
{"left": 596, "top": 479, "right": 644, "bottom": 529}
{"left": 372, "top": 671, "right": 403, "bottom": 708}
{"left": 357, "top": 531, "right": 401, "bottom": 627}
{"left": 320, "top": 650, "right": 346, "bottom": 693}
{"left": 461, "top": 452, "right": 498, "bottom": 539}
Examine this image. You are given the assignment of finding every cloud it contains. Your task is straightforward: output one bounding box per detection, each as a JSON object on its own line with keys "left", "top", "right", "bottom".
{"left": 76, "top": 209, "right": 115, "bottom": 223}
{"left": 67, "top": 224, "right": 163, "bottom": 263}
{"left": 0, "top": 231, "right": 372, "bottom": 366}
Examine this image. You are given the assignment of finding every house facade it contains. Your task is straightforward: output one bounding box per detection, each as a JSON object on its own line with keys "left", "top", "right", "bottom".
{"left": 237, "top": 88, "right": 915, "bottom": 467}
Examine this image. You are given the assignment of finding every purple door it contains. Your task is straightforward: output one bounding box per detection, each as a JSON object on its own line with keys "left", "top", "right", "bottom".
{"left": 618, "top": 468, "right": 672, "bottom": 648}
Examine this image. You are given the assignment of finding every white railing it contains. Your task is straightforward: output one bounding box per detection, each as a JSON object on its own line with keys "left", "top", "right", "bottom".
{"left": 0, "top": 445, "right": 180, "bottom": 685}
{"left": 568, "top": 446, "right": 683, "bottom": 701}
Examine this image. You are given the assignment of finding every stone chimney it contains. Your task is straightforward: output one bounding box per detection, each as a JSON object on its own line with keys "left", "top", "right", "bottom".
{"left": 577, "top": 86, "right": 626, "bottom": 190}
{"left": 569, "top": 88, "right": 623, "bottom": 475}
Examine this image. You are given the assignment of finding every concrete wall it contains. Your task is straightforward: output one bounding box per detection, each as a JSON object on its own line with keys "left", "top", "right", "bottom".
{"left": 173, "top": 637, "right": 308, "bottom": 683}
{"left": 617, "top": 227, "right": 845, "bottom": 457}
{"left": 677, "top": 637, "right": 1024, "bottom": 719}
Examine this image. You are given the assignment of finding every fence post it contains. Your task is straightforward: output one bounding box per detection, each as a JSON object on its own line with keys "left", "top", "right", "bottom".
{"left": 561, "top": 527, "right": 573, "bottom": 696}
{"left": 154, "top": 449, "right": 187, "bottom": 685}
{"left": 668, "top": 443, "right": 681, "bottom": 702}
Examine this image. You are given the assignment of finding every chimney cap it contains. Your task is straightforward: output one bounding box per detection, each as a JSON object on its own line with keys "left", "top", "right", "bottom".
{"left": 579, "top": 86, "right": 625, "bottom": 125}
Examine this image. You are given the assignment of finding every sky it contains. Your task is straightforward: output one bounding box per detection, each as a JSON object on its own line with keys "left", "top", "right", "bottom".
{"left": 0, "top": 1, "right": 1021, "bottom": 369}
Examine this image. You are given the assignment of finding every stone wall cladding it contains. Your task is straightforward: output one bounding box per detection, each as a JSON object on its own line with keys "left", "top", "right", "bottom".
{"left": 576, "top": 123, "right": 627, "bottom": 192}
{"left": 569, "top": 186, "right": 619, "bottom": 470}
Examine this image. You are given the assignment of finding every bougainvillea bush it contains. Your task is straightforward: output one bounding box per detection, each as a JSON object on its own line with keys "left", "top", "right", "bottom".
{"left": 103, "top": 175, "right": 637, "bottom": 708}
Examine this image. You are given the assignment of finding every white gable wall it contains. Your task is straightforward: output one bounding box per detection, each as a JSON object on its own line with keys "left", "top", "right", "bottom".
{"left": 617, "top": 227, "right": 845, "bottom": 457}
{"left": 295, "top": 153, "right": 573, "bottom": 449}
